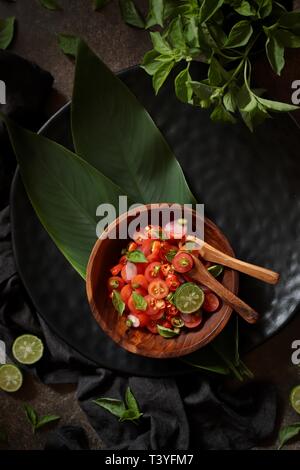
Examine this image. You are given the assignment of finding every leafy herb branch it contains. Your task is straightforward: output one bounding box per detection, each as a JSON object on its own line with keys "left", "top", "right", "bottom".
{"left": 24, "top": 404, "right": 60, "bottom": 434}
{"left": 93, "top": 386, "right": 143, "bottom": 423}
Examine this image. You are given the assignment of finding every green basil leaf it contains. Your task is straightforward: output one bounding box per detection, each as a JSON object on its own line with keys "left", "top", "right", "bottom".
{"left": 199, "top": 0, "right": 224, "bottom": 24}
{"left": 93, "top": 398, "right": 126, "bottom": 418}
{"left": 132, "top": 292, "right": 147, "bottom": 311}
{"left": 223, "top": 90, "right": 237, "bottom": 113}
{"left": 276, "top": 29, "right": 300, "bottom": 48}
{"left": 190, "top": 80, "right": 213, "bottom": 100}
{"left": 24, "top": 404, "right": 38, "bottom": 428}
{"left": 35, "top": 415, "right": 60, "bottom": 430}
{"left": 153, "top": 59, "right": 175, "bottom": 94}
{"left": 256, "top": 96, "right": 298, "bottom": 112}
{"left": 208, "top": 264, "right": 224, "bottom": 277}
{"left": 72, "top": 42, "right": 196, "bottom": 205}
{"left": 93, "top": 0, "right": 110, "bottom": 10}
{"left": 3, "top": 117, "right": 124, "bottom": 279}
{"left": 150, "top": 31, "right": 172, "bottom": 55}
{"left": 119, "top": 409, "right": 143, "bottom": 422}
{"left": 208, "top": 57, "right": 230, "bottom": 86}
{"left": 57, "top": 34, "right": 80, "bottom": 57}
{"left": 185, "top": 16, "right": 199, "bottom": 48}
{"left": 279, "top": 11, "right": 300, "bottom": 32}
{"left": 140, "top": 49, "right": 161, "bottom": 75}
{"left": 0, "top": 17, "right": 15, "bottom": 49}
{"left": 165, "top": 248, "right": 177, "bottom": 262}
{"left": 210, "top": 105, "right": 236, "bottom": 124}
{"left": 146, "top": 0, "right": 164, "bottom": 28}
{"left": 157, "top": 324, "right": 179, "bottom": 338}
{"left": 125, "top": 386, "right": 141, "bottom": 416}
{"left": 234, "top": 1, "right": 256, "bottom": 16}
{"left": 38, "top": 0, "right": 62, "bottom": 10}
{"left": 278, "top": 423, "right": 300, "bottom": 450}
{"left": 175, "top": 66, "right": 193, "bottom": 104}
{"left": 225, "top": 20, "right": 253, "bottom": 48}
{"left": 265, "top": 35, "right": 285, "bottom": 75}
{"left": 256, "top": 0, "right": 273, "bottom": 18}
{"left": 119, "top": 0, "right": 145, "bottom": 29}
{"left": 126, "top": 250, "right": 148, "bottom": 263}
{"left": 236, "top": 85, "right": 269, "bottom": 131}
{"left": 112, "top": 290, "right": 126, "bottom": 316}
{"left": 167, "top": 16, "right": 186, "bottom": 50}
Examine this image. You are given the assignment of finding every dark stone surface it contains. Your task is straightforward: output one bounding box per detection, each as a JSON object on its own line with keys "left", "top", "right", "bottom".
{"left": 1, "top": 0, "right": 300, "bottom": 450}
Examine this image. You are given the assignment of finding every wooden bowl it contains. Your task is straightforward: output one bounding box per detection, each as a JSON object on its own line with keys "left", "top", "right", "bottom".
{"left": 86, "top": 205, "right": 238, "bottom": 358}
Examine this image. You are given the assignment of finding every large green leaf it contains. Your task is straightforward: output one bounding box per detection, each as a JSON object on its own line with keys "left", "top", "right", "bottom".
{"left": 3, "top": 117, "right": 124, "bottom": 279}
{"left": 72, "top": 41, "right": 196, "bottom": 205}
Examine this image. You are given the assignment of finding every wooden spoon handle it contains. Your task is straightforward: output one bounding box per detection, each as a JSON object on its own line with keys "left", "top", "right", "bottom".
{"left": 201, "top": 242, "right": 279, "bottom": 285}
{"left": 191, "top": 257, "right": 259, "bottom": 324}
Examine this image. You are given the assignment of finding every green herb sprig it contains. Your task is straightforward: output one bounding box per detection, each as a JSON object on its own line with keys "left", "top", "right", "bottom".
{"left": 278, "top": 422, "right": 300, "bottom": 449}
{"left": 93, "top": 386, "right": 143, "bottom": 423}
{"left": 24, "top": 404, "right": 60, "bottom": 434}
{"left": 124, "top": 0, "right": 300, "bottom": 130}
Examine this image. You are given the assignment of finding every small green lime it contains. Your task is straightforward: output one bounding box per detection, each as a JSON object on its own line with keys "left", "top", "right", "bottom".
{"left": 290, "top": 385, "right": 300, "bottom": 414}
{"left": 174, "top": 282, "right": 204, "bottom": 314}
{"left": 12, "top": 334, "right": 44, "bottom": 365}
{"left": 0, "top": 364, "right": 23, "bottom": 392}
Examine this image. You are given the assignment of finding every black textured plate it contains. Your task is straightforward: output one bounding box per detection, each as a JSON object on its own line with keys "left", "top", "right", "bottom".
{"left": 10, "top": 64, "right": 300, "bottom": 376}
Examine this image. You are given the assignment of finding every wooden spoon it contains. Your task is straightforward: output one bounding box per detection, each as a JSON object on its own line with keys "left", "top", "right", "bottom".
{"left": 189, "top": 255, "right": 259, "bottom": 324}
{"left": 184, "top": 237, "right": 279, "bottom": 285}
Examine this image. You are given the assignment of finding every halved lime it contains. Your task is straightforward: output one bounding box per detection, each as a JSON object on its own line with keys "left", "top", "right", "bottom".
{"left": 0, "top": 364, "right": 23, "bottom": 392}
{"left": 174, "top": 283, "right": 204, "bottom": 314}
{"left": 12, "top": 335, "right": 44, "bottom": 365}
{"left": 290, "top": 385, "right": 300, "bottom": 414}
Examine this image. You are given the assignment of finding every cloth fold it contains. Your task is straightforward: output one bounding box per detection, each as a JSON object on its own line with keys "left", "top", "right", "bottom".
{"left": 0, "top": 50, "right": 278, "bottom": 450}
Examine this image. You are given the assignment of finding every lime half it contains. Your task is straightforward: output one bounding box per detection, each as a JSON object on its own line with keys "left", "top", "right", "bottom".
{"left": 0, "top": 364, "right": 23, "bottom": 392}
{"left": 12, "top": 335, "right": 44, "bottom": 365}
{"left": 174, "top": 283, "right": 204, "bottom": 314}
{"left": 290, "top": 385, "right": 300, "bottom": 414}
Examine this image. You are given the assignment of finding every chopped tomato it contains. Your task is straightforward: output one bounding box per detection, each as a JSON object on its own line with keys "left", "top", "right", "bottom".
{"left": 147, "top": 320, "right": 158, "bottom": 334}
{"left": 107, "top": 276, "right": 124, "bottom": 291}
{"left": 172, "top": 252, "right": 193, "bottom": 273}
{"left": 148, "top": 280, "right": 169, "bottom": 299}
{"left": 161, "top": 263, "right": 174, "bottom": 277}
{"left": 120, "top": 284, "right": 132, "bottom": 304}
{"left": 136, "top": 263, "right": 148, "bottom": 275}
{"left": 165, "top": 274, "right": 181, "bottom": 291}
{"left": 147, "top": 241, "right": 161, "bottom": 262}
{"left": 110, "top": 263, "right": 123, "bottom": 276}
{"left": 134, "top": 312, "right": 149, "bottom": 328}
{"left": 121, "top": 262, "right": 138, "bottom": 282}
{"left": 149, "top": 309, "right": 165, "bottom": 321}
{"left": 144, "top": 262, "right": 163, "bottom": 282}
{"left": 203, "top": 293, "right": 220, "bottom": 313}
{"left": 145, "top": 295, "right": 165, "bottom": 316}
{"left": 165, "top": 302, "right": 179, "bottom": 316}
{"left": 131, "top": 274, "right": 148, "bottom": 291}
{"left": 181, "top": 312, "right": 202, "bottom": 328}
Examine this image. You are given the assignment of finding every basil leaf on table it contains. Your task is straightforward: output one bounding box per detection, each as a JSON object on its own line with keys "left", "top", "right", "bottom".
{"left": 278, "top": 423, "right": 300, "bottom": 450}
{"left": 24, "top": 404, "right": 60, "bottom": 433}
{"left": 2, "top": 117, "right": 124, "bottom": 279}
{"left": 72, "top": 41, "right": 196, "bottom": 205}
{"left": 146, "top": 0, "right": 164, "bottom": 29}
{"left": 57, "top": 33, "right": 80, "bottom": 58}
{"left": 112, "top": 290, "right": 125, "bottom": 316}
{"left": 119, "top": 0, "right": 145, "bottom": 29}
{"left": 175, "top": 66, "right": 193, "bottom": 104}
{"left": 0, "top": 17, "right": 15, "bottom": 49}
{"left": 126, "top": 250, "right": 148, "bottom": 263}
{"left": 93, "top": 387, "right": 142, "bottom": 422}
{"left": 132, "top": 292, "right": 147, "bottom": 311}
{"left": 38, "top": 0, "right": 62, "bottom": 10}
{"left": 265, "top": 34, "right": 285, "bottom": 76}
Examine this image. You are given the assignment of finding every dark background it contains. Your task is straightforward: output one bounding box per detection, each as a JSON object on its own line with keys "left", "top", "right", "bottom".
{"left": 0, "top": 0, "right": 300, "bottom": 450}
